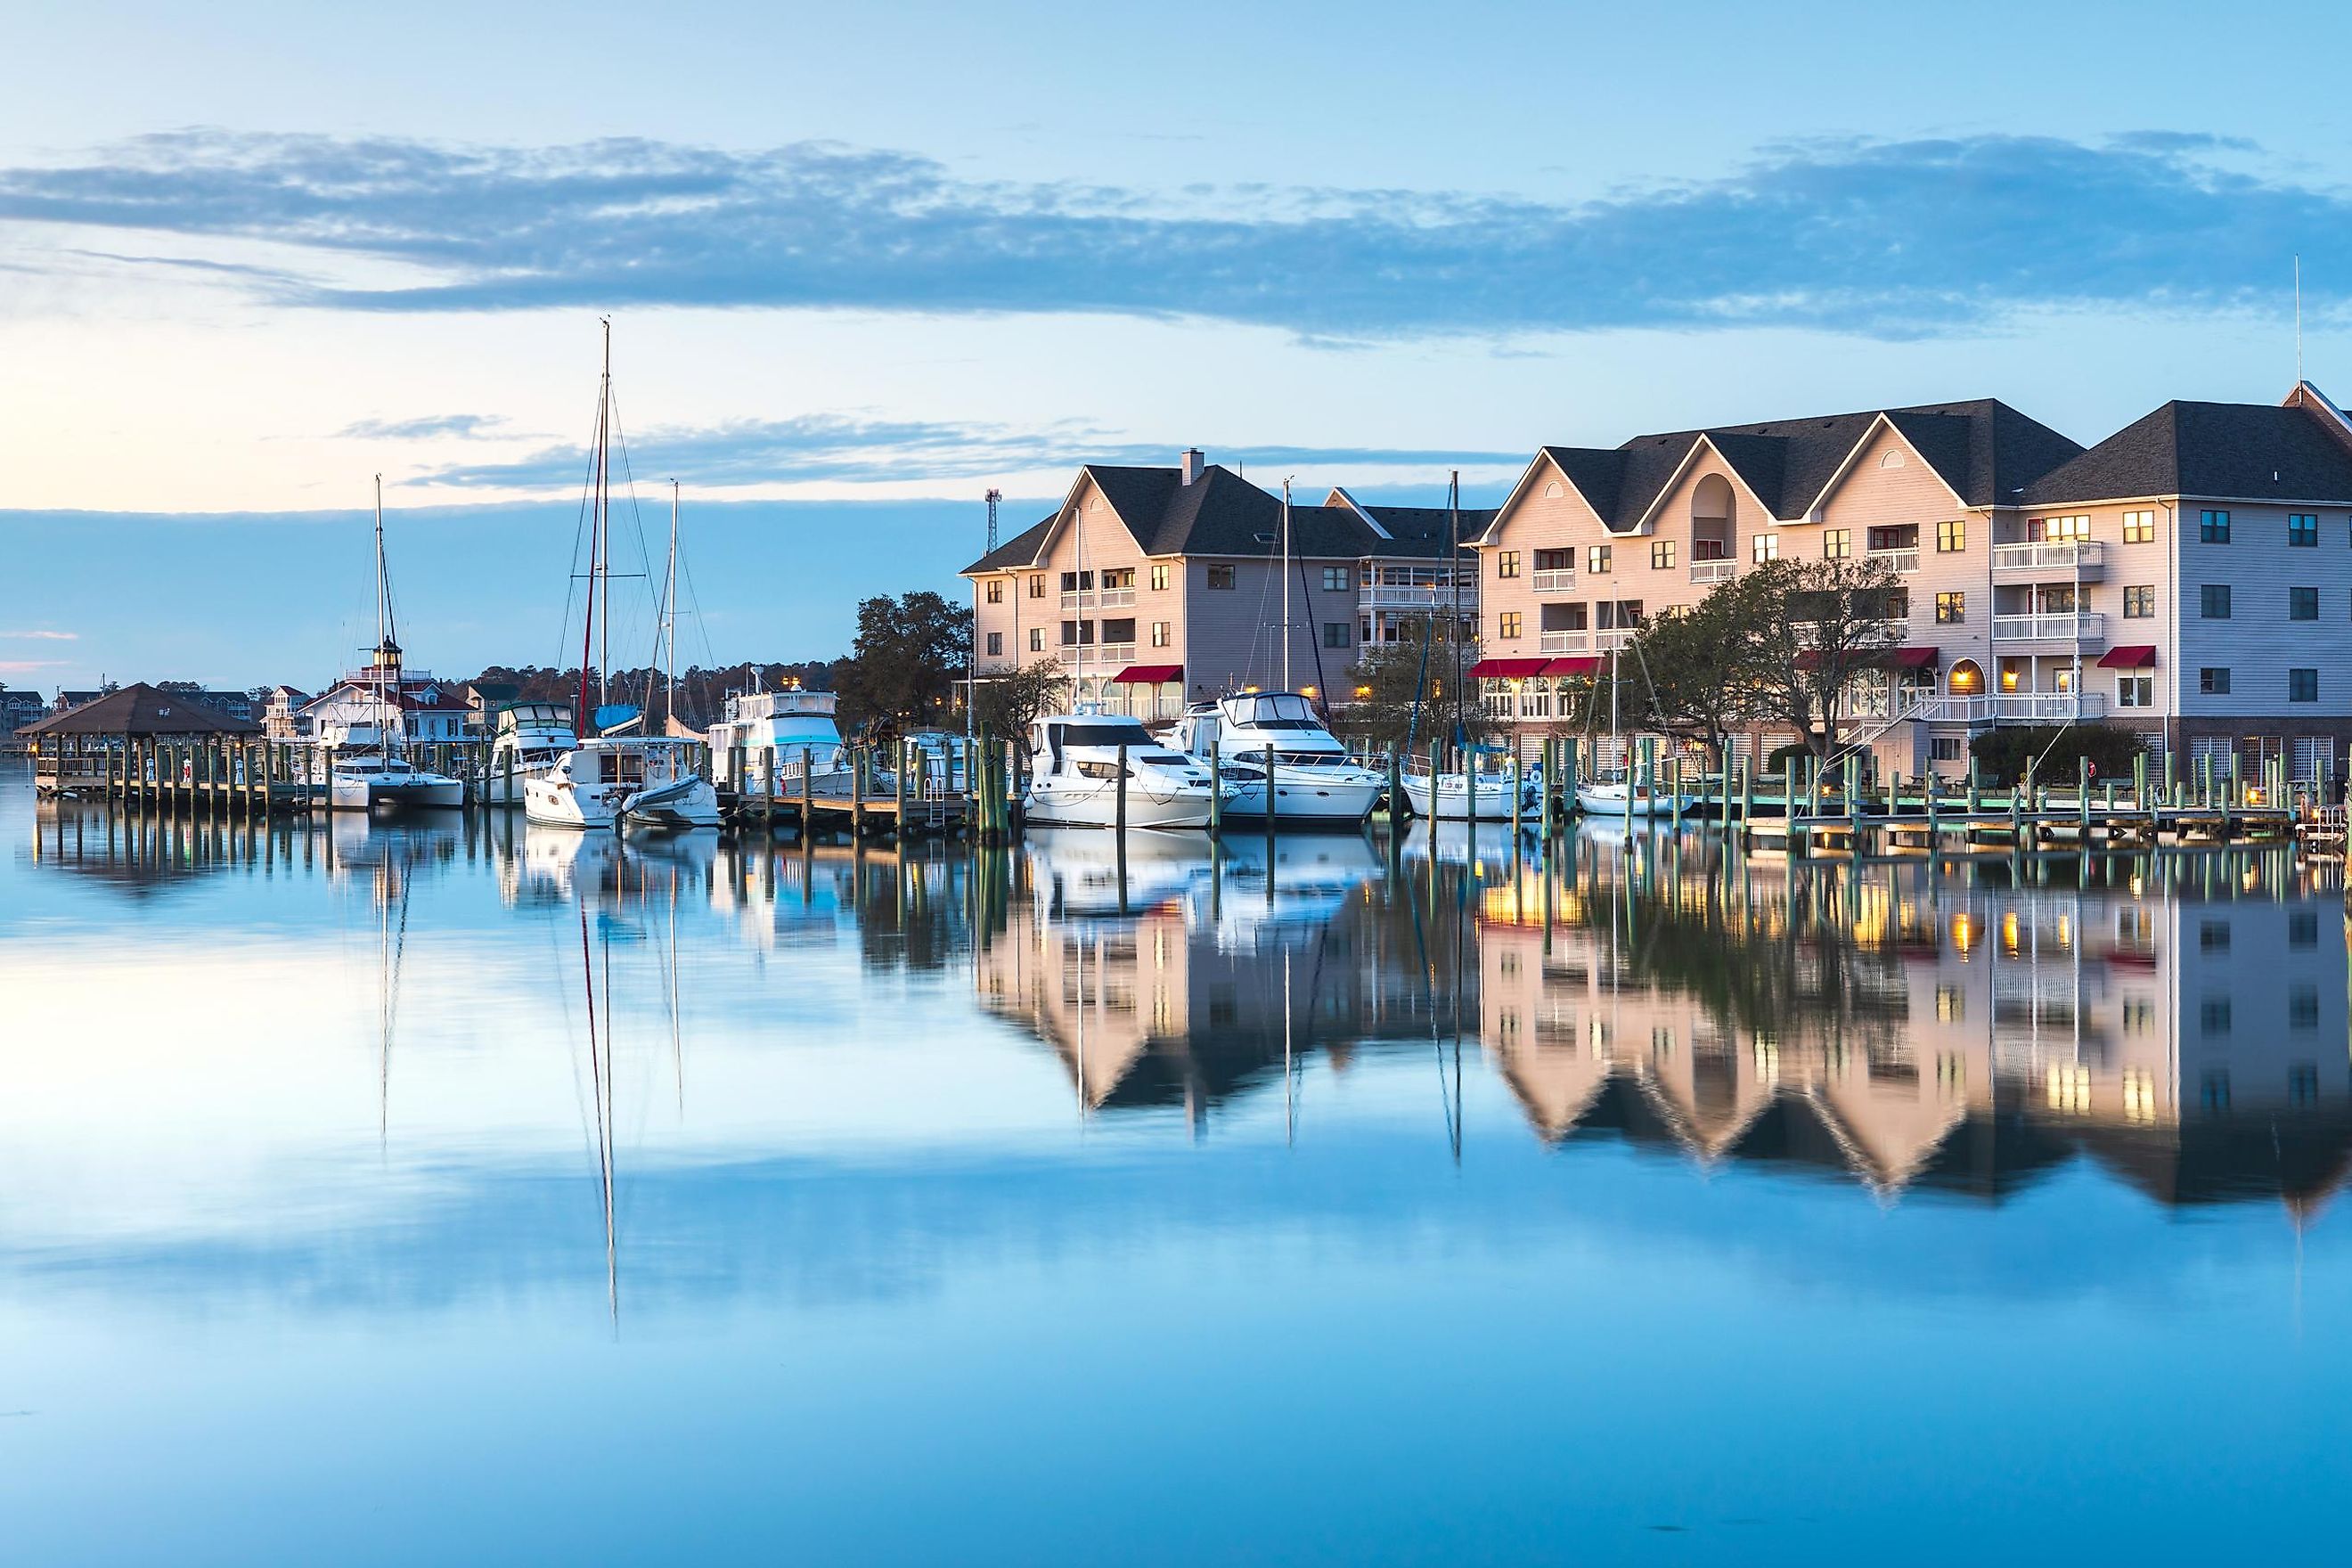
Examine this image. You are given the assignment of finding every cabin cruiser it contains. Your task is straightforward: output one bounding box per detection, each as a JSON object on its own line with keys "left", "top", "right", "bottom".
{"left": 483, "top": 700, "right": 577, "bottom": 805}
{"left": 706, "top": 688, "right": 890, "bottom": 800}
{"left": 1168, "top": 692, "right": 1384, "bottom": 828}
{"left": 525, "top": 736, "right": 722, "bottom": 830}
{"left": 1025, "top": 713, "right": 1225, "bottom": 829}
{"left": 329, "top": 748, "right": 466, "bottom": 812}
{"left": 1398, "top": 747, "right": 1541, "bottom": 821}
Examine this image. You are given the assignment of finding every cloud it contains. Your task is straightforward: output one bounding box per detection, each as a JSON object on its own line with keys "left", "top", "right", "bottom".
{"left": 0, "top": 660, "right": 66, "bottom": 674}
{"left": 338, "top": 412, "right": 510, "bottom": 440}
{"left": 1, "top": 130, "right": 2346, "bottom": 338}
{"left": 412, "top": 412, "right": 1525, "bottom": 490}
{"left": 0, "top": 629, "right": 78, "bottom": 641}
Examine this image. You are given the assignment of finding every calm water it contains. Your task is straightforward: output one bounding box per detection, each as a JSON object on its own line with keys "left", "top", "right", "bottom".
{"left": 5, "top": 761, "right": 2352, "bottom": 1564}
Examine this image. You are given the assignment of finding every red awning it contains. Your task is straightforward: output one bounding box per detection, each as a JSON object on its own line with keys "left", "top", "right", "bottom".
{"left": 2097, "top": 645, "right": 2157, "bottom": 669}
{"left": 1892, "top": 645, "right": 1940, "bottom": 669}
{"left": 1467, "top": 657, "right": 1551, "bottom": 679}
{"left": 1794, "top": 649, "right": 1822, "bottom": 671}
{"left": 1546, "top": 657, "right": 1603, "bottom": 676}
{"left": 1109, "top": 664, "right": 1182, "bottom": 684}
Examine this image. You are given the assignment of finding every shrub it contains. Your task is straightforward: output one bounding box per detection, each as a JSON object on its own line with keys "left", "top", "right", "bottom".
{"left": 1968, "top": 723, "right": 2147, "bottom": 788}
{"left": 1763, "top": 742, "right": 1813, "bottom": 775}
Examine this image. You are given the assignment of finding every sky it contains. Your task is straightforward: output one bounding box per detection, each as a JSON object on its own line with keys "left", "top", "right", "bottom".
{"left": 7, "top": 0, "right": 2352, "bottom": 689}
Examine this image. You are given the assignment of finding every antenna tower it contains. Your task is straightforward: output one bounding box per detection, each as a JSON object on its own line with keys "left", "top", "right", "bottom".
{"left": 985, "top": 487, "right": 1002, "bottom": 552}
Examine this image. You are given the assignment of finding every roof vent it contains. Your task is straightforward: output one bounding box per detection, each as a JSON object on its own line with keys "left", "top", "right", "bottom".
{"left": 1180, "top": 448, "right": 1205, "bottom": 486}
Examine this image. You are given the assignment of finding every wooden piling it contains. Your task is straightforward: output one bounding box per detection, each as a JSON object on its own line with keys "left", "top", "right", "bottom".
{"left": 1263, "top": 743, "right": 1277, "bottom": 857}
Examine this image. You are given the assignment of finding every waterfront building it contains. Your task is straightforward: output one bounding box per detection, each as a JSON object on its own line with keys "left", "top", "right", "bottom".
{"left": 1473, "top": 381, "right": 2352, "bottom": 778}
{"left": 260, "top": 685, "right": 314, "bottom": 740}
{"left": 297, "top": 643, "right": 471, "bottom": 748}
{"left": 964, "top": 451, "right": 1487, "bottom": 721}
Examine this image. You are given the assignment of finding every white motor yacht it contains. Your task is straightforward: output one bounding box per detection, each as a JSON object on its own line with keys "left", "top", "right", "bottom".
{"left": 1170, "top": 692, "right": 1384, "bottom": 828}
{"left": 1399, "top": 747, "right": 1541, "bottom": 821}
{"left": 484, "top": 701, "right": 577, "bottom": 805}
{"left": 1024, "top": 713, "right": 1225, "bottom": 829}
{"left": 526, "top": 737, "right": 723, "bottom": 830}
{"left": 328, "top": 740, "right": 465, "bottom": 812}
{"left": 706, "top": 687, "right": 889, "bottom": 800}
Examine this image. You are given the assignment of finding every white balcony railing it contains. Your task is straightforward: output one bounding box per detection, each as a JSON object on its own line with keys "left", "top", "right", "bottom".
{"left": 1096, "top": 642, "right": 1136, "bottom": 664}
{"left": 1531, "top": 568, "right": 1576, "bottom": 594}
{"left": 1868, "top": 547, "right": 1921, "bottom": 574}
{"left": 1539, "top": 631, "right": 1588, "bottom": 654}
{"left": 1690, "top": 559, "right": 1736, "bottom": 585}
{"left": 1915, "top": 693, "right": 2110, "bottom": 724}
{"left": 1596, "top": 629, "right": 1635, "bottom": 651}
{"left": 1359, "top": 584, "right": 1474, "bottom": 611}
{"left": 1992, "top": 611, "right": 2105, "bottom": 643}
{"left": 1993, "top": 541, "right": 2106, "bottom": 574}
{"left": 1098, "top": 587, "right": 1136, "bottom": 608}
{"left": 1059, "top": 591, "right": 1093, "bottom": 609}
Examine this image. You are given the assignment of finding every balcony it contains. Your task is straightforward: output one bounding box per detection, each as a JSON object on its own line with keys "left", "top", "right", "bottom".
{"left": 1690, "top": 559, "right": 1736, "bottom": 585}
{"left": 1096, "top": 642, "right": 1136, "bottom": 664}
{"left": 1597, "top": 629, "right": 1635, "bottom": 651}
{"left": 1059, "top": 590, "right": 1093, "bottom": 609}
{"left": 1531, "top": 568, "right": 1576, "bottom": 594}
{"left": 1915, "top": 693, "right": 2109, "bottom": 724}
{"left": 1539, "top": 631, "right": 1588, "bottom": 654}
{"left": 1360, "top": 584, "right": 1476, "bottom": 611}
{"left": 1868, "top": 548, "right": 1920, "bottom": 574}
{"left": 1993, "top": 540, "right": 2106, "bottom": 579}
{"left": 1992, "top": 611, "right": 2105, "bottom": 644}
{"left": 1098, "top": 587, "right": 1137, "bottom": 608}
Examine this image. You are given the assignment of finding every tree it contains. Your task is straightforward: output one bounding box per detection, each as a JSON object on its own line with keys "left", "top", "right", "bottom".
{"left": 973, "top": 657, "right": 1066, "bottom": 742}
{"left": 1744, "top": 557, "right": 1905, "bottom": 758}
{"left": 1341, "top": 617, "right": 1490, "bottom": 754}
{"left": 833, "top": 591, "right": 972, "bottom": 737}
{"left": 1620, "top": 575, "right": 1776, "bottom": 767}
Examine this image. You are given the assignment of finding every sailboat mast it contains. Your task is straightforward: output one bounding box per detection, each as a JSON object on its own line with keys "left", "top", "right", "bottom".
{"left": 1281, "top": 478, "right": 1293, "bottom": 691}
{"left": 372, "top": 473, "right": 388, "bottom": 754}
{"left": 596, "top": 317, "right": 612, "bottom": 710}
{"left": 1448, "top": 470, "right": 1462, "bottom": 752}
{"left": 666, "top": 479, "right": 680, "bottom": 727}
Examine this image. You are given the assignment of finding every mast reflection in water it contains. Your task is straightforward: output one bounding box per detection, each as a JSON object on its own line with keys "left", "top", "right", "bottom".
{"left": 9, "top": 766, "right": 2352, "bottom": 1564}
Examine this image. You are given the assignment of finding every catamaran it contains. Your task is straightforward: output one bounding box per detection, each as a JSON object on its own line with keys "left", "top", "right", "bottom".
{"left": 329, "top": 477, "right": 464, "bottom": 812}
{"left": 1023, "top": 712, "right": 1226, "bottom": 829}
{"left": 524, "top": 325, "right": 721, "bottom": 832}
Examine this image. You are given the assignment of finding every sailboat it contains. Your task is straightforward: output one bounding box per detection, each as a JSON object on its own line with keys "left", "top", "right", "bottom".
{"left": 1574, "top": 641, "right": 1695, "bottom": 819}
{"left": 330, "top": 476, "right": 464, "bottom": 812}
{"left": 1396, "top": 470, "right": 1540, "bottom": 822}
{"left": 525, "top": 325, "right": 722, "bottom": 831}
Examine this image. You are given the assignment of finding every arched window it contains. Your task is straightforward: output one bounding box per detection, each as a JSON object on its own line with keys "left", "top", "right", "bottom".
{"left": 1948, "top": 658, "right": 1984, "bottom": 696}
{"left": 1691, "top": 474, "right": 1735, "bottom": 563}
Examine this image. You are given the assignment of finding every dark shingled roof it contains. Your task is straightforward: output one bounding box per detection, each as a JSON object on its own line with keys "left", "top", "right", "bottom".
{"left": 2020, "top": 398, "right": 2352, "bottom": 506}
{"left": 961, "top": 465, "right": 1467, "bottom": 573}
{"left": 21, "top": 682, "right": 261, "bottom": 738}
{"left": 1349, "top": 501, "right": 1495, "bottom": 559}
{"left": 1528, "top": 398, "right": 2083, "bottom": 531}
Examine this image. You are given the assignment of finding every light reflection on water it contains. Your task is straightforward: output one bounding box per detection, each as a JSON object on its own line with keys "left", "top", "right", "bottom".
{"left": 4, "top": 763, "right": 2352, "bottom": 1564}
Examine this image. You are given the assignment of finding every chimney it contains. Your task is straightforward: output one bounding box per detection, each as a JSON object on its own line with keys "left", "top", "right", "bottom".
{"left": 1180, "top": 448, "right": 1205, "bottom": 486}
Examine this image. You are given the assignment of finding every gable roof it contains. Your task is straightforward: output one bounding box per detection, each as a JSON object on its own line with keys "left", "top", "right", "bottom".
{"left": 1502, "top": 398, "right": 2082, "bottom": 536}
{"left": 2020, "top": 392, "right": 2352, "bottom": 506}
{"left": 20, "top": 682, "right": 261, "bottom": 738}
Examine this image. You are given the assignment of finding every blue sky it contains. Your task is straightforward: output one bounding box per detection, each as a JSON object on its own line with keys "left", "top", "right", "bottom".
{"left": 7, "top": 0, "right": 2352, "bottom": 688}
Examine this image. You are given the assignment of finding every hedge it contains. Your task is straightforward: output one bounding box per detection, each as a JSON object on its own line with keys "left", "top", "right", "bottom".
{"left": 1967, "top": 723, "right": 2148, "bottom": 788}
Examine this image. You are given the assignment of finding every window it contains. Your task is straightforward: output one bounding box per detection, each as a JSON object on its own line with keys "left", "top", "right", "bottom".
{"left": 2121, "top": 510, "right": 2155, "bottom": 543}
{"left": 1321, "top": 566, "right": 1351, "bottom": 592}
{"left": 2200, "top": 584, "right": 2230, "bottom": 619}
{"left": 1205, "top": 565, "right": 1236, "bottom": 590}
{"left": 1499, "top": 612, "right": 1522, "bottom": 640}
{"left": 985, "top": 579, "right": 1004, "bottom": 604}
{"left": 2118, "top": 673, "right": 2152, "bottom": 708}
{"left": 1150, "top": 621, "right": 1171, "bottom": 648}
{"left": 1150, "top": 564, "right": 1169, "bottom": 591}
{"left": 2291, "top": 586, "right": 2320, "bottom": 621}
{"left": 1059, "top": 620, "right": 1094, "bottom": 646}
{"left": 1027, "top": 628, "right": 1044, "bottom": 652}
{"left": 2291, "top": 512, "right": 2320, "bottom": 547}
{"left": 1651, "top": 540, "right": 1675, "bottom": 569}
{"left": 1060, "top": 569, "right": 1090, "bottom": 592}
{"left": 1935, "top": 592, "right": 1964, "bottom": 624}
{"left": 2200, "top": 509, "right": 2231, "bottom": 543}
{"left": 1587, "top": 544, "right": 1612, "bottom": 574}
{"left": 2291, "top": 668, "right": 2319, "bottom": 703}
{"left": 1752, "top": 533, "right": 1779, "bottom": 563}
{"left": 1935, "top": 985, "right": 1964, "bottom": 1022}
{"left": 2292, "top": 911, "right": 2321, "bottom": 948}
{"left": 1823, "top": 528, "right": 1851, "bottom": 559}
{"left": 1931, "top": 737, "right": 1963, "bottom": 762}
{"left": 1027, "top": 574, "right": 1046, "bottom": 598}
{"left": 2200, "top": 667, "right": 2231, "bottom": 695}
{"left": 1495, "top": 551, "right": 1521, "bottom": 579}
{"left": 1323, "top": 621, "right": 1350, "bottom": 649}
{"left": 2123, "top": 584, "right": 2154, "bottom": 618}
{"left": 1101, "top": 568, "right": 1133, "bottom": 591}
{"left": 2035, "top": 514, "right": 2090, "bottom": 541}
{"left": 1936, "top": 519, "right": 1965, "bottom": 553}
{"left": 2201, "top": 999, "right": 2234, "bottom": 1036}
{"left": 984, "top": 632, "right": 1003, "bottom": 656}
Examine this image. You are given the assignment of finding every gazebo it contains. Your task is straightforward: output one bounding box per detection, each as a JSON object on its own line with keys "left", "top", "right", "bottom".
{"left": 23, "top": 683, "right": 264, "bottom": 805}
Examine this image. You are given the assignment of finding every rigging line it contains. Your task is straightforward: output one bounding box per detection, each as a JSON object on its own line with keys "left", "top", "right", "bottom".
{"left": 606, "top": 388, "right": 665, "bottom": 674}
{"left": 559, "top": 377, "right": 606, "bottom": 673}
{"left": 1294, "top": 549, "right": 1330, "bottom": 710}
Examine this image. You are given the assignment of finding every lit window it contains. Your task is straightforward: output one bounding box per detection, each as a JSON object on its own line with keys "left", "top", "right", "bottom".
{"left": 1935, "top": 592, "right": 1964, "bottom": 624}
{"left": 1587, "top": 544, "right": 1612, "bottom": 574}
{"left": 2121, "top": 510, "right": 2155, "bottom": 543}
{"left": 2123, "top": 584, "right": 2154, "bottom": 618}
{"left": 985, "top": 580, "right": 1004, "bottom": 604}
{"left": 1752, "top": 533, "right": 1779, "bottom": 563}
{"left": 1499, "top": 612, "right": 1522, "bottom": 639}
{"left": 1937, "top": 519, "right": 1965, "bottom": 553}
{"left": 1823, "top": 528, "right": 1850, "bottom": 559}
{"left": 1651, "top": 540, "right": 1675, "bottom": 569}
{"left": 1150, "top": 622, "right": 1170, "bottom": 647}
{"left": 1028, "top": 574, "right": 1046, "bottom": 598}
{"left": 1495, "top": 551, "right": 1521, "bottom": 579}
{"left": 1149, "top": 564, "right": 1170, "bottom": 591}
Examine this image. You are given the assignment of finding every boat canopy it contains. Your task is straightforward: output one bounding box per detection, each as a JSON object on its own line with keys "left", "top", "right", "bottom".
{"left": 1219, "top": 691, "right": 1322, "bottom": 731}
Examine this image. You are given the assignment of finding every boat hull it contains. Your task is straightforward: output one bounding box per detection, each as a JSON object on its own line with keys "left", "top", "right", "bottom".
{"left": 1399, "top": 773, "right": 1536, "bottom": 821}
{"left": 331, "top": 777, "right": 465, "bottom": 812}
{"left": 1025, "top": 780, "right": 1220, "bottom": 829}
{"left": 1217, "top": 775, "right": 1382, "bottom": 827}
{"left": 1575, "top": 786, "right": 1697, "bottom": 819}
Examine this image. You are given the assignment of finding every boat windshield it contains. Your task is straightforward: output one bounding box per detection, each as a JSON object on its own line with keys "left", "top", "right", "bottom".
{"left": 1223, "top": 692, "right": 1323, "bottom": 731}
{"left": 1058, "top": 721, "right": 1156, "bottom": 748}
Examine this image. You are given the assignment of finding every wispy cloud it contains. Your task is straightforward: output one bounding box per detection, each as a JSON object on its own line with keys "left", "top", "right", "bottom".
{"left": 0, "top": 629, "right": 78, "bottom": 641}
{"left": 338, "top": 412, "right": 510, "bottom": 440}
{"left": 0, "top": 660, "right": 66, "bottom": 674}
{"left": 413, "top": 412, "right": 1524, "bottom": 490}
{"left": 1, "top": 129, "right": 2342, "bottom": 338}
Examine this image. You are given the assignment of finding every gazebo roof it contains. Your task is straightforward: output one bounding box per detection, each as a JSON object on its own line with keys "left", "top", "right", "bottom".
{"left": 20, "top": 683, "right": 261, "bottom": 739}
